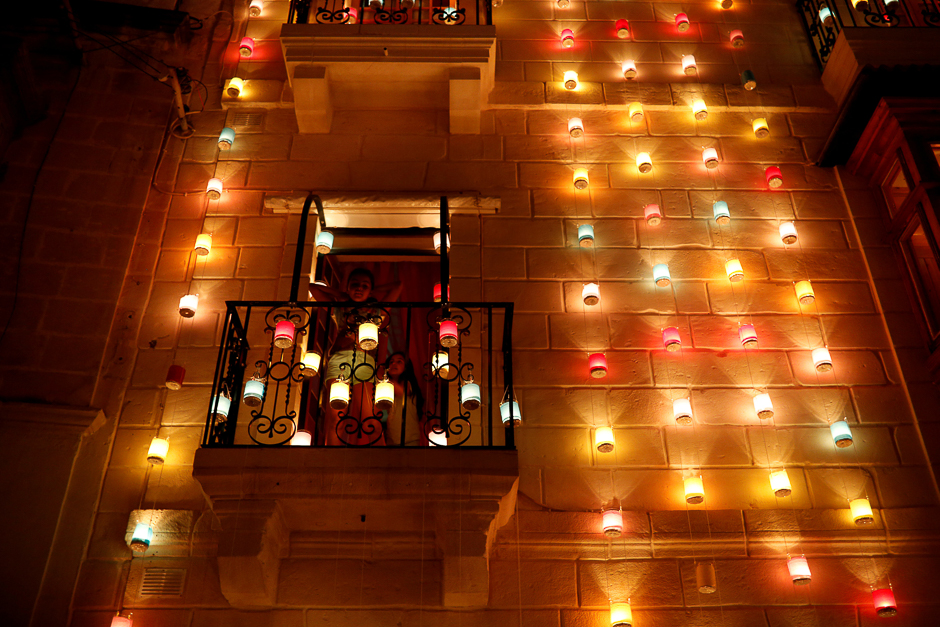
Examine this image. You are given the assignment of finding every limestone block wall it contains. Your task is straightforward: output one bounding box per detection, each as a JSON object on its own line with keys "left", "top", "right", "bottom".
{"left": 63, "top": 0, "right": 940, "bottom": 625}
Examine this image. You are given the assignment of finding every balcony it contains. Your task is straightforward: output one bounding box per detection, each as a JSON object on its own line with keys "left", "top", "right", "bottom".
{"left": 279, "top": 0, "right": 496, "bottom": 134}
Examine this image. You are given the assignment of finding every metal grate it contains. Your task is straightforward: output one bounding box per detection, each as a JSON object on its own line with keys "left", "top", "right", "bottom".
{"left": 140, "top": 568, "right": 186, "bottom": 597}
{"left": 230, "top": 112, "right": 264, "bottom": 128}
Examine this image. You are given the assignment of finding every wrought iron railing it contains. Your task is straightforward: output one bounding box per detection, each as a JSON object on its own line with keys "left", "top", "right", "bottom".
{"left": 798, "top": 0, "right": 940, "bottom": 67}
{"left": 287, "top": 0, "right": 492, "bottom": 26}
{"left": 202, "top": 300, "right": 515, "bottom": 448}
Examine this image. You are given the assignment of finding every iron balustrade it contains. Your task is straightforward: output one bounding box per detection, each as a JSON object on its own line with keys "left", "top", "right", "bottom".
{"left": 202, "top": 299, "right": 515, "bottom": 449}
{"left": 798, "top": 0, "right": 940, "bottom": 67}
{"left": 287, "top": 0, "right": 492, "bottom": 26}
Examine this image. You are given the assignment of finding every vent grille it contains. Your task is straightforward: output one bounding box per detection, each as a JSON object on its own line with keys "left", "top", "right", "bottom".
{"left": 140, "top": 568, "right": 186, "bottom": 597}
{"left": 230, "top": 112, "right": 264, "bottom": 128}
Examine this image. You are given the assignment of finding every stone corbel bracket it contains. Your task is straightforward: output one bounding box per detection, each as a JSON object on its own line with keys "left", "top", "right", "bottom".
{"left": 193, "top": 447, "right": 519, "bottom": 608}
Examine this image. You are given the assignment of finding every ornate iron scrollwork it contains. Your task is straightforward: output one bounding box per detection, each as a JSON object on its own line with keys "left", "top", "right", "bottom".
{"left": 373, "top": 7, "right": 410, "bottom": 23}
{"left": 316, "top": 6, "right": 353, "bottom": 23}
{"left": 923, "top": 0, "right": 940, "bottom": 25}
{"left": 431, "top": 7, "right": 466, "bottom": 24}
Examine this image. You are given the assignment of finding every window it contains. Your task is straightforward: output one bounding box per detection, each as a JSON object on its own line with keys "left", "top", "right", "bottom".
{"left": 901, "top": 215, "right": 940, "bottom": 339}
{"left": 882, "top": 158, "right": 912, "bottom": 217}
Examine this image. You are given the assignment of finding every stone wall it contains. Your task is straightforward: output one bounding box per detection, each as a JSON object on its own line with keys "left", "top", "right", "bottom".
{"left": 46, "top": 0, "right": 940, "bottom": 625}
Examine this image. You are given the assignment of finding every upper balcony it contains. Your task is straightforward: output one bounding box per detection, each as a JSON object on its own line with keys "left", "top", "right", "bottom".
{"left": 796, "top": 0, "right": 940, "bottom": 164}
{"left": 278, "top": 0, "right": 496, "bottom": 134}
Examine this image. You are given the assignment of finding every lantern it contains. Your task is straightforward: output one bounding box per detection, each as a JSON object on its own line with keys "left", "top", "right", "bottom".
{"left": 461, "top": 379, "right": 481, "bottom": 409}
{"left": 429, "top": 427, "right": 448, "bottom": 446}
{"left": 130, "top": 523, "right": 153, "bottom": 552}
{"left": 573, "top": 168, "right": 589, "bottom": 190}
{"left": 563, "top": 70, "right": 578, "bottom": 90}
{"left": 239, "top": 37, "right": 254, "bottom": 58}
{"left": 753, "top": 393, "right": 774, "bottom": 419}
{"left": 243, "top": 376, "right": 265, "bottom": 407}
{"left": 851, "top": 0, "right": 870, "bottom": 10}
{"left": 330, "top": 378, "right": 349, "bottom": 409}
{"left": 589, "top": 353, "right": 609, "bottom": 378}
{"left": 274, "top": 320, "right": 296, "bottom": 349}
{"left": 194, "top": 233, "right": 212, "bottom": 256}
{"left": 301, "top": 350, "right": 321, "bottom": 376}
{"left": 568, "top": 117, "right": 584, "bottom": 138}
{"left": 753, "top": 117, "right": 770, "bottom": 139}
{"left": 432, "top": 350, "right": 451, "bottom": 377}
{"left": 578, "top": 224, "right": 595, "bottom": 247}
{"left": 673, "top": 397, "right": 693, "bottom": 425}
{"left": 629, "top": 101, "right": 644, "bottom": 122}
{"left": 375, "top": 375, "right": 395, "bottom": 408}
{"left": 765, "top": 165, "right": 783, "bottom": 188}
{"left": 741, "top": 69, "right": 757, "bottom": 90}
{"left": 725, "top": 258, "right": 744, "bottom": 282}
{"left": 249, "top": 0, "right": 264, "bottom": 16}
{"left": 873, "top": 588, "right": 897, "bottom": 617}
{"left": 582, "top": 283, "right": 600, "bottom": 306}
{"left": 316, "top": 231, "right": 334, "bottom": 254}
{"left": 622, "top": 59, "right": 637, "bottom": 79}
{"left": 602, "top": 509, "right": 623, "bottom": 536}
{"left": 111, "top": 616, "right": 133, "bottom": 627}
{"left": 696, "top": 562, "right": 717, "bottom": 593}
{"left": 685, "top": 476, "right": 705, "bottom": 504}
{"left": 653, "top": 264, "right": 671, "bottom": 287}
{"left": 676, "top": 12, "right": 690, "bottom": 31}
{"left": 739, "top": 324, "right": 758, "bottom": 348}
{"left": 770, "top": 469, "right": 792, "bottom": 497}
{"left": 500, "top": 398, "right": 522, "bottom": 426}
{"left": 812, "top": 347, "right": 832, "bottom": 372}
{"left": 787, "top": 555, "right": 812, "bottom": 584}
{"left": 433, "top": 283, "right": 450, "bottom": 302}
{"left": 615, "top": 19, "right": 630, "bottom": 38}
{"left": 218, "top": 127, "right": 235, "bottom": 150}
{"left": 850, "top": 497, "right": 874, "bottom": 525}
{"left": 557, "top": 0, "right": 569, "bottom": 6}
{"left": 636, "top": 152, "right": 652, "bottom": 173}
{"left": 819, "top": 6, "right": 834, "bottom": 25}
{"left": 610, "top": 601, "right": 633, "bottom": 627}
{"left": 561, "top": 29, "right": 574, "bottom": 48}
{"left": 721, "top": 0, "right": 733, "bottom": 8}
{"left": 206, "top": 177, "right": 223, "bottom": 200}
{"left": 291, "top": 429, "right": 312, "bottom": 446}
{"left": 212, "top": 394, "right": 231, "bottom": 419}
{"left": 595, "top": 426, "right": 615, "bottom": 452}
{"left": 433, "top": 230, "right": 450, "bottom": 253}
{"left": 439, "top": 319, "right": 459, "bottom": 348}
{"left": 644, "top": 203, "right": 662, "bottom": 226}
{"left": 779, "top": 222, "right": 798, "bottom": 245}
{"left": 713, "top": 200, "right": 731, "bottom": 224}
{"left": 702, "top": 147, "right": 719, "bottom": 169}
{"left": 147, "top": 437, "right": 169, "bottom": 465}
{"left": 165, "top": 365, "right": 185, "bottom": 390}
{"left": 178, "top": 294, "right": 198, "bottom": 318}
{"left": 682, "top": 55, "right": 697, "bottom": 75}
{"left": 357, "top": 321, "right": 379, "bottom": 351}
{"left": 830, "top": 419, "right": 854, "bottom": 448}
{"left": 226, "top": 77, "right": 244, "bottom": 97}
{"left": 795, "top": 280, "right": 815, "bottom": 306}
{"left": 692, "top": 99, "right": 708, "bottom": 121}
{"left": 663, "top": 327, "right": 681, "bottom": 352}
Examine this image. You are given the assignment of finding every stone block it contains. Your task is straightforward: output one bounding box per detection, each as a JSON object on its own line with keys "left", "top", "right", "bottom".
{"left": 765, "top": 249, "right": 867, "bottom": 281}
{"left": 120, "top": 389, "right": 162, "bottom": 426}
{"left": 578, "top": 558, "right": 684, "bottom": 607}
{"left": 484, "top": 280, "right": 564, "bottom": 313}
{"left": 594, "top": 427, "right": 668, "bottom": 467}
{"left": 546, "top": 80, "right": 605, "bottom": 105}
{"left": 874, "top": 466, "right": 937, "bottom": 508}
{"left": 792, "top": 191, "right": 849, "bottom": 219}
{"left": 691, "top": 314, "right": 822, "bottom": 350}
{"left": 192, "top": 610, "right": 304, "bottom": 627}
{"left": 482, "top": 247, "right": 526, "bottom": 278}
{"left": 690, "top": 190, "right": 794, "bottom": 220}
{"left": 97, "top": 467, "right": 146, "bottom": 512}
{"left": 514, "top": 349, "right": 652, "bottom": 387}
{"left": 490, "top": 81, "right": 545, "bottom": 105}
{"left": 163, "top": 385, "right": 213, "bottom": 426}
{"left": 236, "top": 247, "right": 284, "bottom": 279}
{"left": 708, "top": 280, "right": 875, "bottom": 315}
{"left": 71, "top": 559, "right": 126, "bottom": 609}
{"left": 278, "top": 558, "right": 441, "bottom": 606}
{"left": 788, "top": 349, "right": 887, "bottom": 386}
{"left": 143, "top": 465, "right": 210, "bottom": 510}
{"left": 520, "top": 163, "right": 607, "bottom": 190}
{"left": 483, "top": 217, "right": 563, "bottom": 247}
{"left": 652, "top": 350, "right": 793, "bottom": 387}
{"left": 851, "top": 385, "right": 914, "bottom": 425}
{"left": 562, "top": 280, "right": 709, "bottom": 314}
{"left": 803, "top": 467, "right": 876, "bottom": 509}
{"left": 750, "top": 425, "right": 899, "bottom": 466}
{"left": 248, "top": 161, "right": 350, "bottom": 190}
{"left": 515, "top": 387, "right": 609, "bottom": 427}
{"left": 489, "top": 559, "right": 577, "bottom": 607}
{"left": 666, "top": 425, "right": 752, "bottom": 467}
{"left": 428, "top": 161, "right": 518, "bottom": 191}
